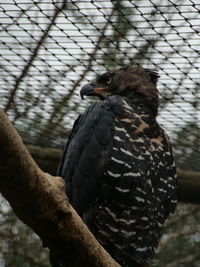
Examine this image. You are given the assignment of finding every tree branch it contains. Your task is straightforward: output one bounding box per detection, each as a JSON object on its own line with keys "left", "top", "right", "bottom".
{"left": 0, "top": 109, "right": 119, "bottom": 267}
{"left": 177, "top": 168, "right": 200, "bottom": 204}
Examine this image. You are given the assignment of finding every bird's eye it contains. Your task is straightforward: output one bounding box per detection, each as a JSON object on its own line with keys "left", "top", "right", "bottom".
{"left": 106, "top": 77, "right": 112, "bottom": 84}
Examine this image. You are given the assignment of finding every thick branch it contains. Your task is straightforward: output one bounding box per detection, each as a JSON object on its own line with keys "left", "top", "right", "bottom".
{"left": 177, "top": 168, "right": 200, "bottom": 204}
{"left": 0, "top": 109, "right": 119, "bottom": 267}
{"left": 27, "top": 145, "right": 200, "bottom": 204}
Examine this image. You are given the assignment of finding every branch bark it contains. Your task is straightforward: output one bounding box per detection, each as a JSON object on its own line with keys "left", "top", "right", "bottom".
{"left": 177, "top": 168, "right": 200, "bottom": 204}
{"left": 0, "top": 109, "right": 119, "bottom": 267}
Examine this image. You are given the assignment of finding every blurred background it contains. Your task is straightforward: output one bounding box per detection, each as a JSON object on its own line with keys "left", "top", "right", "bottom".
{"left": 0, "top": 0, "right": 200, "bottom": 266}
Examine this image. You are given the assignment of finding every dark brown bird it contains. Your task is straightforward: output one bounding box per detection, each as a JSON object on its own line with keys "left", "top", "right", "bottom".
{"left": 58, "top": 65, "right": 177, "bottom": 266}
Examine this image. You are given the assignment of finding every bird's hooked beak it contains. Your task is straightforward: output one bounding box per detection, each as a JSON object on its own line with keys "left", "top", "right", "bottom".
{"left": 80, "top": 83, "right": 107, "bottom": 100}
{"left": 80, "top": 83, "right": 94, "bottom": 100}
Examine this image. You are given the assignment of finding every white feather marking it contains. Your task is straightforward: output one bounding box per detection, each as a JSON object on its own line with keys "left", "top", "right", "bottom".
{"left": 114, "top": 135, "right": 124, "bottom": 142}
{"left": 141, "top": 217, "right": 148, "bottom": 221}
{"left": 168, "top": 184, "right": 175, "bottom": 189}
{"left": 136, "top": 187, "right": 147, "bottom": 194}
{"left": 99, "top": 229, "right": 108, "bottom": 236}
{"left": 115, "top": 186, "right": 130, "bottom": 193}
{"left": 107, "top": 170, "right": 121, "bottom": 178}
{"left": 171, "top": 199, "right": 177, "bottom": 203}
{"left": 138, "top": 155, "right": 145, "bottom": 160}
{"left": 158, "top": 188, "right": 167, "bottom": 193}
{"left": 115, "top": 125, "right": 130, "bottom": 138}
{"left": 160, "top": 178, "right": 167, "bottom": 183}
{"left": 123, "top": 172, "right": 141, "bottom": 177}
{"left": 121, "top": 229, "right": 136, "bottom": 237}
{"left": 120, "top": 147, "right": 133, "bottom": 157}
{"left": 106, "top": 224, "right": 118, "bottom": 233}
{"left": 120, "top": 118, "right": 133, "bottom": 123}
{"left": 111, "top": 157, "right": 132, "bottom": 169}
{"left": 136, "top": 247, "right": 148, "bottom": 252}
{"left": 104, "top": 207, "right": 136, "bottom": 225}
{"left": 115, "top": 126, "right": 127, "bottom": 133}
{"left": 119, "top": 218, "right": 136, "bottom": 225}
{"left": 104, "top": 207, "right": 116, "bottom": 219}
{"left": 122, "top": 100, "right": 133, "bottom": 110}
{"left": 135, "top": 196, "right": 145, "bottom": 203}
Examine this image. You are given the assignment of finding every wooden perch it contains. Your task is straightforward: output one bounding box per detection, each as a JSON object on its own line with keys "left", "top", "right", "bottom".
{"left": 0, "top": 109, "right": 120, "bottom": 267}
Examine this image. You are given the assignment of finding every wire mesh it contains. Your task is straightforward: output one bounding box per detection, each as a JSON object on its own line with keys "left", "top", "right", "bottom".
{"left": 0, "top": 0, "right": 200, "bottom": 172}
{"left": 0, "top": 1, "right": 200, "bottom": 266}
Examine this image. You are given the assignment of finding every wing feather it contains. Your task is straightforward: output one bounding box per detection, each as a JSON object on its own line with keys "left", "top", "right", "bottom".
{"left": 57, "top": 101, "right": 115, "bottom": 217}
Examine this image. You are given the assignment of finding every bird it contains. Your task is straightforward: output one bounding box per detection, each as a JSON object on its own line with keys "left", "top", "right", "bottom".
{"left": 57, "top": 65, "right": 177, "bottom": 267}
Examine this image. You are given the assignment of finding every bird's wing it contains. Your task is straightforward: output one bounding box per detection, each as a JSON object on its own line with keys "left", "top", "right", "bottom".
{"left": 155, "top": 132, "right": 177, "bottom": 218}
{"left": 57, "top": 101, "right": 115, "bottom": 218}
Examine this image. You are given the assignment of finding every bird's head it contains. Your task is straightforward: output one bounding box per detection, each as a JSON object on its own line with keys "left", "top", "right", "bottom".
{"left": 80, "top": 65, "right": 159, "bottom": 115}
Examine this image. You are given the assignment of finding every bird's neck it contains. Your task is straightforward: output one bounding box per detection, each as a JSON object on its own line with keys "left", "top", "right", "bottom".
{"left": 125, "top": 94, "right": 158, "bottom": 118}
